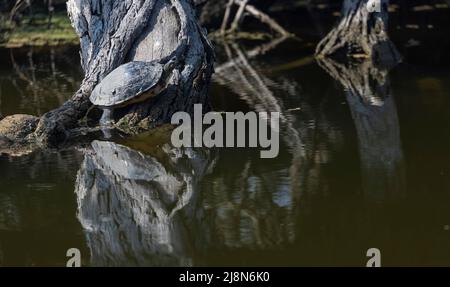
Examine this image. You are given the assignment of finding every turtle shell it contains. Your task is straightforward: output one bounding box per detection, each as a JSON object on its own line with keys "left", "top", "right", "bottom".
{"left": 90, "top": 61, "right": 164, "bottom": 107}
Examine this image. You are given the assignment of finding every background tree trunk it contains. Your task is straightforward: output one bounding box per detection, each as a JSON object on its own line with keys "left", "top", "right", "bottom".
{"left": 34, "top": 0, "right": 214, "bottom": 146}
{"left": 315, "top": 0, "right": 400, "bottom": 64}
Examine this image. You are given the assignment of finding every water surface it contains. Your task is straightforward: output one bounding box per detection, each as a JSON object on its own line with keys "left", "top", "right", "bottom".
{"left": 1, "top": 8, "right": 450, "bottom": 266}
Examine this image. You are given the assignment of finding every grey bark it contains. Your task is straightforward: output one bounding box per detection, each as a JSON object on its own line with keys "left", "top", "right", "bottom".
{"left": 316, "top": 0, "right": 400, "bottom": 64}
{"left": 32, "top": 0, "right": 214, "bottom": 147}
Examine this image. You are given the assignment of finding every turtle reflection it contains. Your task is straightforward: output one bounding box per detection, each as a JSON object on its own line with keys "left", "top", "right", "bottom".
{"left": 75, "top": 140, "right": 214, "bottom": 266}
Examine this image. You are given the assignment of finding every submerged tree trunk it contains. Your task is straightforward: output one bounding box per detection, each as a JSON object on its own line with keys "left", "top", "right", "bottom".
{"left": 32, "top": 0, "right": 214, "bottom": 146}
{"left": 315, "top": 0, "right": 400, "bottom": 64}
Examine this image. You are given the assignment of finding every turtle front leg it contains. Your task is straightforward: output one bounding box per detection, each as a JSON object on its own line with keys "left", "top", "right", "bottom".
{"left": 100, "top": 108, "right": 114, "bottom": 126}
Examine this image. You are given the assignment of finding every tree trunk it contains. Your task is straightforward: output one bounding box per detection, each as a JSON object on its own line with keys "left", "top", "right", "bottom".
{"left": 33, "top": 0, "right": 214, "bottom": 147}
{"left": 315, "top": 0, "right": 400, "bottom": 64}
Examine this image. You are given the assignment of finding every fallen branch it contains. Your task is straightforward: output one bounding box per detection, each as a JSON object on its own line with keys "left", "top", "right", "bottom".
{"left": 220, "top": 0, "right": 234, "bottom": 35}
{"left": 237, "top": 0, "right": 291, "bottom": 36}
{"left": 218, "top": 0, "right": 291, "bottom": 37}
{"left": 229, "top": 0, "right": 249, "bottom": 32}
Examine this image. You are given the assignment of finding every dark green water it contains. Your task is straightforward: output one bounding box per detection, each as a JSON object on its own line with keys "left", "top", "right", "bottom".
{"left": 1, "top": 7, "right": 450, "bottom": 267}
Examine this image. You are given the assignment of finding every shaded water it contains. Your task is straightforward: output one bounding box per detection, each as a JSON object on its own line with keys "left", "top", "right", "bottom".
{"left": 1, "top": 7, "right": 450, "bottom": 266}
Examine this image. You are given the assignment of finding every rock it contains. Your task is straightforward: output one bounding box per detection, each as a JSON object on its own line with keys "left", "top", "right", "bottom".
{"left": 0, "top": 114, "right": 38, "bottom": 142}
{"left": 0, "top": 115, "right": 38, "bottom": 157}
{"left": 0, "top": 135, "right": 12, "bottom": 147}
{"left": 0, "top": 136, "right": 34, "bottom": 157}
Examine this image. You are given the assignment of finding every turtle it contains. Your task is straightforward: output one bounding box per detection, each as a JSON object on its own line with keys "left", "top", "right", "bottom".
{"left": 90, "top": 59, "right": 176, "bottom": 126}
